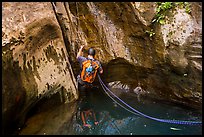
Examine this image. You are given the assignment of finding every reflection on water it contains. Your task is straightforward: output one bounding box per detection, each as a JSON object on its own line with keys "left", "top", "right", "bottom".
{"left": 70, "top": 86, "right": 202, "bottom": 135}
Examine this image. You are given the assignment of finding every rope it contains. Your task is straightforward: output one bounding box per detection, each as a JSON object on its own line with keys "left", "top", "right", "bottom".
{"left": 100, "top": 77, "right": 140, "bottom": 117}
{"left": 98, "top": 75, "right": 202, "bottom": 125}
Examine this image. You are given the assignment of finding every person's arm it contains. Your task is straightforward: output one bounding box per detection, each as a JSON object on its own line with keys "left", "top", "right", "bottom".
{"left": 99, "top": 68, "right": 103, "bottom": 74}
{"left": 76, "top": 45, "right": 85, "bottom": 59}
{"left": 92, "top": 111, "right": 98, "bottom": 125}
{"left": 81, "top": 111, "right": 92, "bottom": 128}
{"left": 99, "top": 63, "right": 103, "bottom": 74}
{"left": 81, "top": 112, "right": 86, "bottom": 125}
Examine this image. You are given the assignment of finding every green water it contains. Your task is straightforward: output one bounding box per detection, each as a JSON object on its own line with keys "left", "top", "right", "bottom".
{"left": 18, "top": 85, "right": 202, "bottom": 135}
{"left": 71, "top": 86, "right": 202, "bottom": 135}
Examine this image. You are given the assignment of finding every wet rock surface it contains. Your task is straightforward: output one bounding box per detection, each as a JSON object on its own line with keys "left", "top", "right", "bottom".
{"left": 104, "top": 58, "right": 202, "bottom": 110}
{"left": 18, "top": 92, "right": 77, "bottom": 135}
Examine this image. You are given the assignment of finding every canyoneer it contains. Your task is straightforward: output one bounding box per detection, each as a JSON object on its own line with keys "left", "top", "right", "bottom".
{"left": 76, "top": 44, "right": 103, "bottom": 128}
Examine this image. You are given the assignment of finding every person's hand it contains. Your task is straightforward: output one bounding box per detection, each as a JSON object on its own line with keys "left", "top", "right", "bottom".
{"left": 80, "top": 45, "right": 85, "bottom": 50}
{"left": 76, "top": 44, "right": 85, "bottom": 58}
{"left": 94, "top": 121, "right": 99, "bottom": 125}
{"left": 100, "top": 69, "right": 103, "bottom": 74}
{"left": 83, "top": 123, "right": 92, "bottom": 128}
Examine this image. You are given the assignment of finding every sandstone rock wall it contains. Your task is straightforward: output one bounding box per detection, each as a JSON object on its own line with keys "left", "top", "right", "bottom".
{"left": 62, "top": 2, "right": 202, "bottom": 108}
{"left": 2, "top": 2, "right": 78, "bottom": 134}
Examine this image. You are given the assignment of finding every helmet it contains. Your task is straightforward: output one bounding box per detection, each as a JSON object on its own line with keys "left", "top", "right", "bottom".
{"left": 88, "top": 48, "right": 95, "bottom": 56}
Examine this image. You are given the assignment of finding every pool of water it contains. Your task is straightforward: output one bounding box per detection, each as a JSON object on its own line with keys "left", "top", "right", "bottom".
{"left": 69, "top": 86, "right": 202, "bottom": 135}
{"left": 18, "top": 84, "right": 202, "bottom": 135}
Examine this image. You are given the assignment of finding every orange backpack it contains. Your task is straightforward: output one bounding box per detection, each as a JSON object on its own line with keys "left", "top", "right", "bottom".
{"left": 81, "top": 59, "right": 99, "bottom": 83}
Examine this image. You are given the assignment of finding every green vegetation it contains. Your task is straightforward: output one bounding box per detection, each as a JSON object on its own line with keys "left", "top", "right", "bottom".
{"left": 145, "top": 29, "right": 155, "bottom": 39}
{"left": 175, "top": 2, "right": 191, "bottom": 14}
{"left": 152, "top": 2, "right": 191, "bottom": 25}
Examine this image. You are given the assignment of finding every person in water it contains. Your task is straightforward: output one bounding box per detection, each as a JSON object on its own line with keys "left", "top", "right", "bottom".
{"left": 76, "top": 45, "right": 103, "bottom": 100}
{"left": 76, "top": 44, "right": 103, "bottom": 127}
{"left": 81, "top": 109, "right": 99, "bottom": 128}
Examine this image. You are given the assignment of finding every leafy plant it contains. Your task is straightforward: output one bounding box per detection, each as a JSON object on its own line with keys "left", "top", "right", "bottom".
{"left": 152, "top": 2, "right": 191, "bottom": 25}
{"left": 175, "top": 2, "right": 191, "bottom": 13}
{"left": 145, "top": 29, "right": 155, "bottom": 38}
{"left": 152, "top": 2, "right": 174, "bottom": 24}
{"left": 184, "top": 2, "right": 191, "bottom": 13}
